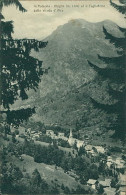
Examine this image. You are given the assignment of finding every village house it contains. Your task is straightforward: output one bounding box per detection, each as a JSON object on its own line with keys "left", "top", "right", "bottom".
{"left": 76, "top": 140, "right": 85, "bottom": 149}
{"left": 107, "top": 156, "right": 114, "bottom": 168}
{"left": 15, "top": 134, "right": 19, "bottom": 139}
{"left": 31, "top": 131, "right": 36, "bottom": 134}
{"left": 85, "top": 145, "right": 93, "bottom": 152}
{"left": 94, "top": 146, "right": 105, "bottom": 154}
{"left": 85, "top": 145, "right": 96, "bottom": 156}
{"left": 46, "top": 130, "right": 56, "bottom": 138}
{"left": 87, "top": 179, "right": 97, "bottom": 190}
{"left": 117, "top": 174, "right": 126, "bottom": 188}
{"left": 116, "top": 186, "right": 126, "bottom": 195}
{"left": 99, "top": 179, "right": 111, "bottom": 188}
{"left": 104, "top": 187, "right": 116, "bottom": 195}
{"left": 68, "top": 137, "right": 77, "bottom": 146}
{"left": 85, "top": 137, "right": 89, "bottom": 141}
{"left": 107, "top": 156, "right": 125, "bottom": 169}
{"left": 33, "top": 133, "right": 40, "bottom": 138}
{"left": 58, "top": 132, "right": 65, "bottom": 137}
{"left": 57, "top": 132, "right": 68, "bottom": 141}
{"left": 115, "top": 157, "right": 125, "bottom": 169}
{"left": 90, "top": 150, "right": 97, "bottom": 156}
{"left": 27, "top": 128, "right": 31, "bottom": 134}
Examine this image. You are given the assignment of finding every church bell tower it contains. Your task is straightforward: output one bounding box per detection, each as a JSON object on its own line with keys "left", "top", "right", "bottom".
{"left": 69, "top": 128, "right": 73, "bottom": 138}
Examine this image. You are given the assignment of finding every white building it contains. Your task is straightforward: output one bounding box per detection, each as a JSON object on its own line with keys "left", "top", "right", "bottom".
{"left": 57, "top": 132, "right": 68, "bottom": 141}
{"left": 118, "top": 174, "right": 126, "bottom": 187}
{"left": 87, "top": 179, "right": 97, "bottom": 190}
{"left": 58, "top": 132, "right": 65, "bottom": 138}
{"left": 31, "top": 131, "right": 36, "bottom": 134}
{"left": 27, "top": 128, "right": 31, "bottom": 134}
{"left": 99, "top": 179, "right": 111, "bottom": 188}
{"left": 68, "top": 129, "right": 85, "bottom": 149}
{"left": 46, "top": 130, "right": 55, "bottom": 138}
{"left": 117, "top": 187, "right": 126, "bottom": 195}
{"left": 85, "top": 145, "right": 93, "bottom": 152}
{"left": 94, "top": 146, "right": 105, "bottom": 154}
{"left": 77, "top": 140, "right": 85, "bottom": 148}
{"left": 85, "top": 145, "right": 96, "bottom": 156}
{"left": 104, "top": 187, "right": 116, "bottom": 195}
{"left": 115, "top": 157, "right": 125, "bottom": 169}
{"left": 107, "top": 156, "right": 125, "bottom": 169}
{"left": 107, "top": 156, "right": 114, "bottom": 168}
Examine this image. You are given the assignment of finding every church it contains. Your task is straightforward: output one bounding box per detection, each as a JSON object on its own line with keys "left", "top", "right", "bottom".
{"left": 68, "top": 129, "right": 85, "bottom": 149}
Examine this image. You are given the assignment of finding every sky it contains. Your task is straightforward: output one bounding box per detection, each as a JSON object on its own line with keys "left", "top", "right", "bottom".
{"left": 2, "top": 0, "right": 126, "bottom": 40}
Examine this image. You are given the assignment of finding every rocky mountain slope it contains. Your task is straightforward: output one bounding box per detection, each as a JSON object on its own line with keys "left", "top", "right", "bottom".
{"left": 13, "top": 19, "right": 124, "bottom": 131}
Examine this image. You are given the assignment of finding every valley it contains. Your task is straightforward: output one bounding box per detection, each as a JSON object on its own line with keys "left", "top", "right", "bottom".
{"left": 1, "top": 19, "right": 126, "bottom": 195}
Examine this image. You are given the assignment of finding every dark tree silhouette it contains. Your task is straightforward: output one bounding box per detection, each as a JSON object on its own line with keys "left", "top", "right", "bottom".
{"left": 0, "top": 0, "right": 47, "bottom": 130}
{"left": 0, "top": 0, "right": 27, "bottom": 12}
{"left": 110, "top": 0, "right": 126, "bottom": 15}
{"left": 88, "top": 25, "right": 126, "bottom": 138}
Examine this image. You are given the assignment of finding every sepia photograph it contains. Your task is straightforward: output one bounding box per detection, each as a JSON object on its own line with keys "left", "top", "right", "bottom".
{"left": 0, "top": 0, "right": 126, "bottom": 194}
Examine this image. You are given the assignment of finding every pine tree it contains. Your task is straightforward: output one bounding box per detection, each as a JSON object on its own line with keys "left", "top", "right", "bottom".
{"left": 110, "top": 0, "right": 126, "bottom": 15}
{"left": 88, "top": 25, "right": 126, "bottom": 139}
{"left": 0, "top": 1, "right": 47, "bottom": 131}
{"left": 31, "top": 169, "right": 42, "bottom": 187}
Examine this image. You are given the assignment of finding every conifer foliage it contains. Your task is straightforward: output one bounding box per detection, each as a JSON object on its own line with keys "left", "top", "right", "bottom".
{"left": 88, "top": 0, "right": 126, "bottom": 139}
{"left": 0, "top": 0, "right": 47, "bottom": 129}
{"left": 88, "top": 25, "right": 126, "bottom": 138}
{"left": 110, "top": 0, "right": 126, "bottom": 15}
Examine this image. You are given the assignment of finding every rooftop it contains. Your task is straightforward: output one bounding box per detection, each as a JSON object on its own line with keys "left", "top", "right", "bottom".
{"left": 85, "top": 145, "right": 92, "bottom": 151}
{"left": 95, "top": 146, "right": 105, "bottom": 153}
{"left": 58, "top": 132, "right": 64, "bottom": 135}
{"left": 87, "top": 179, "right": 97, "bottom": 185}
{"left": 118, "top": 180, "right": 126, "bottom": 186}
{"left": 119, "top": 186, "right": 126, "bottom": 192}
{"left": 119, "top": 174, "right": 126, "bottom": 182}
{"left": 46, "top": 130, "right": 54, "bottom": 132}
{"left": 99, "top": 179, "right": 111, "bottom": 187}
{"left": 104, "top": 187, "right": 116, "bottom": 195}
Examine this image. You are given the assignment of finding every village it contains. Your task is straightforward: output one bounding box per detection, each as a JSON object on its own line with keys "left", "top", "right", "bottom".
{"left": 13, "top": 126, "right": 126, "bottom": 195}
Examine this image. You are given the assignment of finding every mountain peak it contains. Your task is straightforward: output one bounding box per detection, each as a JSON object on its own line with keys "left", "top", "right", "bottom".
{"left": 28, "top": 19, "right": 123, "bottom": 126}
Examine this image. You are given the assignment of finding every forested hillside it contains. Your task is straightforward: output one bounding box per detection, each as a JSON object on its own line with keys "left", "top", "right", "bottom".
{"left": 15, "top": 19, "right": 125, "bottom": 136}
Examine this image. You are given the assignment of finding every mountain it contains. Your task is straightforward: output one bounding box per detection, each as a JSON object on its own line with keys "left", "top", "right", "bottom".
{"left": 12, "top": 19, "right": 124, "bottom": 131}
